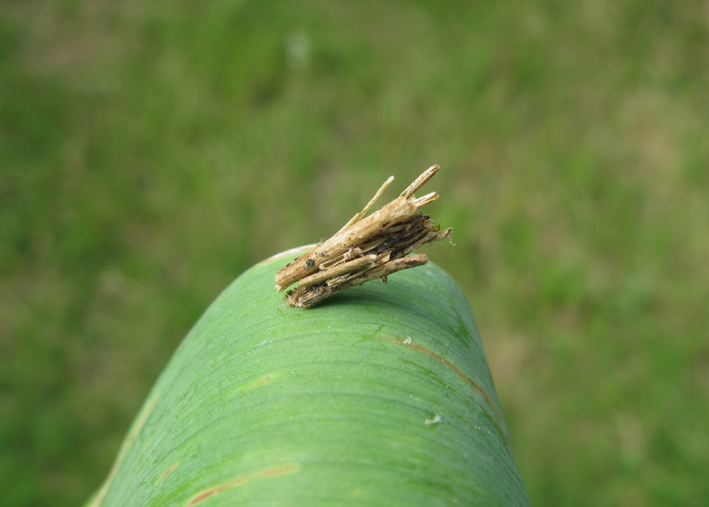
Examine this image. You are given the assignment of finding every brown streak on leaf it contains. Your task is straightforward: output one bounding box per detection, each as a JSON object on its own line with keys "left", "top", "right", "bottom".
{"left": 184, "top": 465, "right": 298, "bottom": 506}
{"left": 235, "top": 374, "right": 276, "bottom": 393}
{"left": 156, "top": 461, "right": 179, "bottom": 483}
{"left": 187, "top": 489, "right": 220, "bottom": 506}
{"left": 258, "top": 465, "right": 298, "bottom": 477}
{"left": 130, "top": 396, "right": 157, "bottom": 441}
{"left": 387, "top": 336, "right": 503, "bottom": 423}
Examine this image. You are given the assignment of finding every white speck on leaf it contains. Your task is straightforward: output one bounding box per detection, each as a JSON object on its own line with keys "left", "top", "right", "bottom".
{"left": 425, "top": 414, "right": 443, "bottom": 425}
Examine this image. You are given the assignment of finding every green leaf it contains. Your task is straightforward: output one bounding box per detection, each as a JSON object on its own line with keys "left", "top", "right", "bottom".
{"left": 87, "top": 246, "right": 531, "bottom": 506}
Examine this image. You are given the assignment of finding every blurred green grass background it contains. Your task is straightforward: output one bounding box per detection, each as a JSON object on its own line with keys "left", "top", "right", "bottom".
{"left": 1, "top": 1, "right": 708, "bottom": 505}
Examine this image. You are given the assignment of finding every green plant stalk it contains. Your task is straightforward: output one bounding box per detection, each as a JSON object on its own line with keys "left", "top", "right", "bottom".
{"left": 87, "top": 246, "right": 530, "bottom": 506}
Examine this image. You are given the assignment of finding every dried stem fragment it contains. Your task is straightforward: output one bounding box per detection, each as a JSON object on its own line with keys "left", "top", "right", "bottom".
{"left": 275, "top": 165, "right": 453, "bottom": 307}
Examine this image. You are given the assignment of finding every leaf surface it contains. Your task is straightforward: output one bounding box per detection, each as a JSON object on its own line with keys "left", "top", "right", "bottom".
{"left": 89, "top": 247, "right": 531, "bottom": 506}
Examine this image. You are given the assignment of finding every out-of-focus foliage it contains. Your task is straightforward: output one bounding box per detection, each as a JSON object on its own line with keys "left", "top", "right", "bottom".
{"left": 1, "top": 1, "right": 707, "bottom": 506}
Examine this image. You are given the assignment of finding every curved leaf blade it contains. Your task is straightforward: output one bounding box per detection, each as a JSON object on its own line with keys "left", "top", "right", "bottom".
{"left": 89, "top": 247, "right": 530, "bottom": 506}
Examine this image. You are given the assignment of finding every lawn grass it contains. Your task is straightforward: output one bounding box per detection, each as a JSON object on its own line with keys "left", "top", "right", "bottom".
{"left": 1, "top": 1, "right": 708, "bottom": 505}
